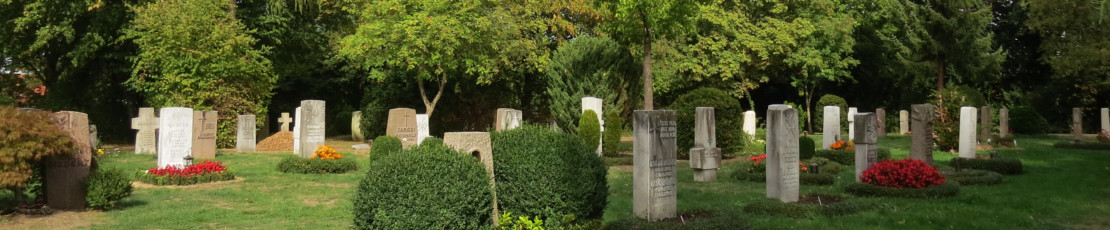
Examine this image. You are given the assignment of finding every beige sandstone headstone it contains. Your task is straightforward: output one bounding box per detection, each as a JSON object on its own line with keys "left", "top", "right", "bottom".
{"left": 386, "top": 108, "right": 419, "bottom": 148}
{"left": 443, "top": 132, "right": 498, "bottom": 225}
{"left": 192, "top": 110, "right": 218, "bottom": 159}
{"left": 131, "top": 107, "right": 159, "bottom": 154}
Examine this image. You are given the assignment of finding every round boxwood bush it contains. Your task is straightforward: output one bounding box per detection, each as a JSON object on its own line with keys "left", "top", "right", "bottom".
{"left": 602, "top": 110, "right": 623, "bottom": 157}
{"left": 369, "top": 135, "right": 402, "bottom": 162}
{"left": 942, "top": 169, "right": 1003, "bottom": 185}
{"left": 815, "top": 94, "right": 848, "bottom": 133}
{"left": 799, "top": 136, "right": 816, "bottom": 159}
{"left": 670, "top": 88, "right": 744, "bottom": 158}
{"left": 277, "top": 157, "right": 359, "bottom": 174}
{"left": 949, "top": 157, "right": 1023, "bottom": 175}
{"left": 86, "top": 168, "right": 133, "bottom": 210}
{"left": 352, "top": 143, "right": 493, "bottom": 229}
{"left": 492, "top": 125, "right": 608, "bottom": 221}
{"left": 578, "top": 109, "right": 601, "bottom": 151}
{"left": 1010, "top": 106, "right": 1051, "bottom": 134}
{"left": 419, "top": 136, "right": 443, "bottom": 147}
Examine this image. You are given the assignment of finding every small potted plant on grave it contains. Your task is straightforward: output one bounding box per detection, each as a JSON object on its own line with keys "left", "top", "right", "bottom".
{"left": 277, "top": 145, "right": 358, "bottom": 174}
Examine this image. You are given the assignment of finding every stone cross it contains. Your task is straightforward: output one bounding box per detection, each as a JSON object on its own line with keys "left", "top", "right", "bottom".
{"left": 351, "top": 111, "right": 364, "bottom": 141}
{"left": 632, "top": 110, "right": 677, "bottom": 221}
{"left": 293, "top": 107, "right": 302, "bottom": 155}
{"left": 979, "top": 106, "right": 992, "bottom": 142}
{"left": 191, "top": 110, "right": 218, "bottom": 159}
{"left": 237, "top": 114, "right": 256, "bottom": 152}
{"left": 131, "top": 107, "right": 159, "bottom": 154}
{"left": 47, "top": 111, "right": 92, "bottom": 209}
{"left": 742, "top": 110, "right": 757, "bottom": 137}
{"left": 157, "top": 107, "right": 193, "bottom": 169}
{"left": 847, "top": 107, "right": 858, "bottom": 141}
{"left": 959, "top": 107, "right": 978, "bottom": 158}
{"left": 689, "top": 107, "right": 721, "bottom": 182}
{"left": 910, "top": 104, "right": 935, "bottom": 164}
{"left": 582, "top": 97, "right": 604, "bottom": 156}
{"left": 416, "top": 114, "right": 430, "bottom": 144}
{"left": 876, "top": 108, "right": 886, "bottom": 137}
{"left": 442, "top": 132, "right": 498, "bottom": 224}
{"left": 1101, "top": 108, "right": 1109, "bottom": 133}
{"left": 386, "top": 108, "right": 419, "bottom": 148}
{"left": 278, "top": 112, "right": 292, "bottom": 131}
{"left": 297, "top": 100, "right": 326, "bottom": 158}
{"left": 1073, "top": 108, "right": 1083, "bottom": 142}
{"left": 766, "top": 105, "right": 800, "bottom": 203}
{"left": 495, "top": 108, "right": 523, "bottom": 131}
{"left": 822, "top": 106, "right": 840, "bottom": 149}
{"left": 899, "top": 110, "right": 909, "bottom": 135}
{"left": 854, "top": 113, "right": 878, "bottom": 182}
{"left": 999, "top": 108, "right": 1010, "bottom": 138}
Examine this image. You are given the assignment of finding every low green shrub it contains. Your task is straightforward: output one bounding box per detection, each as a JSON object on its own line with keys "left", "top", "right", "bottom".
{"left": 1052, "top": 142, "right": 1110, "bottom": 150}
{"left": 86, "top": 168, "right": 133, "bottom": 210}
{"left": 811, "top": 148, "right": 891, "bottom": 165}
{"left": 949, "top": 157, "right": 1023, "bottom": 175}
{"left": 742, "top": 198, "right": 875, "bottom": 218}
{"left": 845, "top": 182, "right": 960, "bottom": 198}
{"left": 497, "top": 212, "right": 602, "bottom": 230}
{"left": 803, "top": 157, "right": 844, "bottom": 175}
{"left": 352, "top": 143, "right": 492, "bottom": 229}
{"left": 799, "top": 136, "right": 816, "bottom": 159}
{"left": 277, "top": 157, "right": 359, "bottom": 174}
{"left": 578, "top": 110, "right": 601, "bottom": 152}
{"left": 420, "top": 137, "right": 443, "bottom": 147}
{"left": 369, "top": 135, "right": 402, "bottom": 162}
{"left": 942, "top": 169, "right": 1003, "bottom": 185}
{"left": 1010, "top": 106, "right": 1052, "bottom": 134}
{"left": 493, "top": 125, "right": 608, "bottom": 221}
{"left": 602, "top": 110, "right": 623, "bottom": 157}
{"left": 815, "top": 94, "right": 848, "bottom": 133}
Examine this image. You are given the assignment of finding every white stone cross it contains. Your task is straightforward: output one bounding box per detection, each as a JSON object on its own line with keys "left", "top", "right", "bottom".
{"left": 278, "top": 112, "right": 293, "bottom": 131}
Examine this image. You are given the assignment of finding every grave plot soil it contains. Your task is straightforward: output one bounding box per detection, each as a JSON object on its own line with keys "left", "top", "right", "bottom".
{"left": 256, "top": 131, "right": 293, "bottom": 151}
{"left": 795, "top": 194, "right": 845, "bottom": 204}
{"left": 1, "top": 210, "right": 105, "bottom": 230}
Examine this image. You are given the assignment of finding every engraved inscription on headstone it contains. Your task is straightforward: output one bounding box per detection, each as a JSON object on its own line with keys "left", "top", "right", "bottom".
{"left": 633, "top": 110, "right": 677, "bottom": 221}
{"left": 192, "top": 110, "right": 218, "bottom": 159}
{"left": 298, "top": 100, "right": 326, "bottom": 158}
{"left": 237, "top": 114, "right": 256, "bottom": 152}
{"left": 689, "top": 107, "right": 721, "bottom": 182}
{"left": 131, "top": 107, "right": 159, "bottom": 154}
{"left": 46, "top": 111, "right": 92, "bottom": 209}
{"left": 854, "top": 113, "right": 879, "bottom": 182}
{"left": 910, "top": 104, "right": 935, "bottom": 164}
{"left": 766, "top": 105, "right": 800, "bottom": 203}
{"left": 822, "top": 106, "right": 840, "bottom": 149}
{"left": 158, "top": 107, "right": 193, "bottom": 169}
{"left": 386, "top": 108, "right": 419, "bottom": 148}
{"left": 416, "top": 114, "right": 429, "bottom": 144}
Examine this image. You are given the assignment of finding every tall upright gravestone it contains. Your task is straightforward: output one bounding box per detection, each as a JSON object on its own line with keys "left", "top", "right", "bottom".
{"left": 847, "top": 107, "right": 858, "bottom": 141}
{"left": 958, "top": 107, "right": 978, "bottom": 158}
{"left": 999, "top": 108, "right": 1010, "bottom": 138}
{"left": 766, "top": 105, "right": 800, "bottom": 203}
{"left": 899, "top": 110, "right": 909, "bottom": 134}
{"left": 192, "top": 110, "right": 218, "bottom": 159}
{"left": 854, "top": 113, "right": 878, "bottom": 182}
{"left": 46, "top": 111, "right": 92, "bottom": 209}
{"left": 910, "top": 104, "right": 935, "bottom": 164}
{"left": 979, "top": 106, "right": 991, "bottom": 142}
{"left": 495, "top": 108, "right": 523, "bottom": 131}
{"left": 297, "top": 100, "right": 326, "bottom": 158}
{"left": 386, "top": 108, "right": 419, "bottom": 148}
{"left": 742, "top": 110, "right": 757, "bottom": 137}
{"left": 416, "top": 114, "right": 430, "bottom": 144}
{"left": 131, "top": 107, "right": 159, "bottom": 154}
{"left": 822, "top": 106, "right": 840, "bottom": 149}
{"left": 632, "top": 110, "right": 677, "bottom": 221}
{"left": 1073, "top": 108, "right": 1083, "bottom": 142}
{"left": 1101, "top": 108, "right": 1109, "bottom": 133}
{"left": 876, "top": 108, "right": 887, "bottom": 137}
{"left": 293, "top": 107, "right": 302, "bottom": 155}
{"left": 158, "top": 107, "right": 193, "bottom": 168}
{"left": 689, "top": 107, "right": 721, "bottom": 182}
{"left": 237, "top": 115, "right": 256, "bottom": 152}
{"left": 351, "top": 111, "right": 363, "bottom": 141}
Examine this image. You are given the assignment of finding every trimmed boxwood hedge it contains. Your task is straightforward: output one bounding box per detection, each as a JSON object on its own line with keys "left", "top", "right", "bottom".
{"left": 1052, "top": 142, "right": 1110, "bottom": 150}
{"left": 799, "top": 136, "right": 817, "bottom": 159}
{"left": 731, "top": 170, "right": 836, "bottom": 185}
{"left": 277, "top": 157, "right": 359, "bottom": 174}
{"left": 742, "top": 198, "right": 875, "bottom": 218}
{"left": 845, "top": 182, "right": 960, "bottom": 198}
{"left": 949, "top": 157, "right": 1023, "bottom": 175}
{"left": 135, "top": 171, "right": 235, "bottom": 186}
{"left": 812, "top": 148, "right": 891, "bottom": 165}
{"left": 942, "top": 169, "right": 1003, "bottom": 185}
{"left": 352, "top": 142, "right": 492, "bottom": 229}
{"left": 492, "top": 125, "right": 608, "bottom": 221}
{"left": 369, "top": 135, "right": 402, "bottom": 162}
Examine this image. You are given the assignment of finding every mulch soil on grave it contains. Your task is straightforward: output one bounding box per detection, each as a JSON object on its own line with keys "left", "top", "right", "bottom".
{"left": 256, "top": 131, "right": 293, "bottom": 151}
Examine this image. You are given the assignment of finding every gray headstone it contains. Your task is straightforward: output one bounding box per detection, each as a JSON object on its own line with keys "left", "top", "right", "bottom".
{"left": 46, "top": 111, "right": 91, "bottom": 209}
{"left": 1000, "top": 108, "right": 1010, "bottom": 138}
{"left": 1073, "top": 108, "right": 1083, "bottom": 142}
{"left": 192, "top": 110, "right": 218, "bottom": 160}
{"left": 352, "top": 111, "right": 364, "bottom": 141}
{"left": 822, "top": 106, "right": 840, "bottom": 149}
{"left": 854, "top": 113, "right": 879, "bottom": 182}
{"left": 979, "top": 106, "right": 991, "bottom": 142}
{"left": 766, "top": 105, "right": 800, "bottom": 203}
{"left": 910, "top": 104, "right": 935, "bottom": 164}
{"left": 442, "top": 132, "right": 499, "bottom": 225}
{"left": 742, "top": 110, "right": 757, "bottom": 137}
{"left": 689, "top": 107, "right": 721, "bottom": 182}
{"left": 899, "top": 110, "right": 909, "bottom": 135}
{"left": 495, "top": 108, "right": 523, "bottom": 131}
{"left": 89, "top": 125, "right": 99, "bottom": 151}
{"left": 1101, "top": 108, "right": 1109, "bottom": 133}
{"left": 847, "top": 107, "right": 857, "bottom": 141}
{"left": 157, "top": 107, "right": 193, "bottom": 168}
{"left": 386, "top": 108, "right": 419, "bottom": 148}
{"left": 416, "top": 114, "right": 429, "bottom": 144}
{"left": 297, "top": 100, "right": 326, "bottom": 158}
{"left": 237, "top": 114, "right": 256, "bottom": 152}
{"left": 632, "top": 110, "right": 677, "bottom": 221}
{"left": 959, "top": 107, "right": 978, "bottom": 158}
{"left": 876, "top": 109, "right": 886, "bottom": 137}
{"left": 293, "top": 107, "right": 301, "bottom": 155}
{"left": 131, "top": 107, "right": 159, "bottom": 154}
{"left": 278, "top": 112, "right": 292, "bottom": 132}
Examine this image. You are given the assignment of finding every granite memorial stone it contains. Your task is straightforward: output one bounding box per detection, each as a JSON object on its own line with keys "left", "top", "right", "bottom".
{"left": 979, "top": 106, "right": 991, "bottom": 142}
{"left": 158, "top": 107, "right": 193, "bottom": 168}
{"left": 46, "top": 111, "right": 92, "bottom": 209}
{"left": 278, "top": 112, "right": 292, "bottom": 131}
{"left": 876, "top": 108, "right": 887, "bottom": 137}
{"left": 443, "top": 132, "right": 498, "bottom": 225}
{"left": 1073, "top": 108, "right": 1083, "bottom": 142}
{"left": 959, "top": 107, "right": 978, "bottom": 158}
{"left": 297, "top": 100, "right": 326, "bottom": 158}
{"left": 765, "top": 105, "right": 800, "bottom": 203}
{"left": 854, "top": 113, "right": 879, "bottom": 182}
{"left": 899, "top": 110, "right": 909, "bottom": 134}
{"left": 910, "top": 104, "right": 935, "bottom": 164}
{"left": 689, "top": 107, "right": 721, "bottom": 182}
{"left": 847, "top": 107, "right": 857, "bottom": 141}
{"left": 416, "top": 114, "right": 429, "bottom": 144}
{"left": 632, "top": 110, "right": 677, "bottom": 221}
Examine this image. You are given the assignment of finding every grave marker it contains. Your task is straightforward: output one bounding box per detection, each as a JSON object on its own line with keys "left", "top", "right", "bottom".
{"left": 46, "top": 111, "right": 92, "bottom": 209}
{"left": 237, "top": 114, "right": 256, "bottom": 152}
{"left": 632, "top": 110, "right": 677, "bottom": 221}
{"left": 689, "top": 107, "right": 721, "bottom": 182}
{"left": 293, "top": 107, "right": 301, "bottom": 155}
{"left": 191, "top": 110, "right": 218, "bottom": 159}
{"left": 582, "top": 97, "right": 604, "bottom": 155}
{"left": 765, "top": 105, "right": 800, "bottom": 203}
{"left": 495, "top": 108, "right": 523, "bottom": 131}
{"left": 1101, "top": 108, "right": 1109, "bottom": 133}
{"left": 352, "top": 111, "right": 364, "bottom": 141}
{"left": 386, "top": 108, "right": 419, "bottom": 148}
{"left": 743, "top": 110, "right": 757, "bottom": 137}
{"left": 297, "top": 100, "right": 326, "bottom": 158}
{"left": 278, "top": 112, "right": 292, "bottom": 131}
{"left": 131, "top": 107, "right": 159, "bottom": 154}
{"left": 157, "top": 107, "right": 193, "bottom": 168}
{"left": 822, "top": 106, "right": 840, "bottom": 149}
{"left": 979, "top": 106, "right": 992, "bottom": 142}
{"left": 443, "top": 132, "right": 498, "bottom": 225}
{"left": 899, "top": 110, "right": 909, "bottom": 134}
{"left": 1073, "top": 108, "right": 1083, "bottom": 142}
{"left": 876, "top": 108, "right": 887, "bottom": 137}
{"left": 854, "top": 113, "right": 878, "bottom": 182}
{"left": 910, "top": 104, "right": 935, "bottom": 164}
{"left": 1000, "top": 108, "right": 1010, "bottom": 138}
{"left": 847, "top": 107, "right": 857, "bottom": 141}
{"left": 959, "top": 107, "right": 978, "bottom": 158}
{"left": 416, "top": 114, "right": 430, "bottom": 144}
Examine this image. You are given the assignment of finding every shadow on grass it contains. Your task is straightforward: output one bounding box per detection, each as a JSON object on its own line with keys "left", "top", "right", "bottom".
{"left": 113, "top": 199, "right": 148, "bottom": 210}
{"left": 604, "top": 208, "right": 751, "bottom": 230}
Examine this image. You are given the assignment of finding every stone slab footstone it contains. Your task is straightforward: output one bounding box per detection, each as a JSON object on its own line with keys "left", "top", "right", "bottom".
{"left": 689, "top": 107, "right": 721, "bottom": 182}
{"left": 192, "top": 110, "right": 218, "bottom": 160}
{"left": 633, "top": 110, "right": 677, "bottom": 221}
{"left": 495, "top": 108, "right": 523, "bottom": 131}
{"left": 822, "top": 106, "right": 841, "bottom": 149}
{"left": 237, "top": 114, "right": 256, "bottom": 153}
{"left": 847, "top": 107, "right": 857, "bottom": 141}
{"left": 979, "top": 106, "right": 992, "bottom": 142}
{"left": 1000, "top": 108, "right": 1010, "bottom": 138}
{"left": 46, "top": 111, "right": 92, "bottom": 210}
{"left": 443, "top": 132, "right": 498, "bottom": 225}
{"left": 298, "top": 100, "right": 326, "bottom": 158}
{"left": 854, "top": 113, "right": 879, "bottom": 182}
{"left": 158, "top": 107, "right": 193, "bottom": 169}
{"left": 910, "top": 104, "right": 936, "bottom": 164}
{"left": 1073, "top": 108, "right": 1083, "bottom": 142}
{"left": 386, "top": 108, "right": 419, "bottom": 148}
{"left": 416, "top": 114, "right": 429, "bottom": 144}
{"left": 131, "top": 107, "right": 159, "bottom": 154}
{"left": 766, "top": 105, "right": 800, "bottom": 203}
{"left": 352, "top": 111, "right": 364, "bottom": 141}
{"left": 876, "top": 108, "right": 887, "bottom": 137}
{"left": 899, "top": 110, "right": 909, "bottom": 135}
{"left": 959, "top": 107, "right": 978, "bottom": 158}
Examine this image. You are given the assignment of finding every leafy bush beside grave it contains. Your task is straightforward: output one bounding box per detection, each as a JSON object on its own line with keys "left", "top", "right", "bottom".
{"left": 351, "top": 143, "right": 492, "bottom": 229}
{"left": 949, "top": 157, "right": 1023, "bottom": 175}
{"left": 811, "top": 149, "right": 891, "bottom": 165}
{"left": 1009, "top": 106, "right": 1052, "bottom": 134}
{"left": 578, "top": 109, "right": 601, "bottom": 151}
{"left": 497, "top": 212, "right": 602, "bottom": 230}
{"left": 942, "top": 169, "right": 1003, "bottom": 185}
{"left": 815, "top": 94, "right": 848, "bottom": 133}
{"left": 0, "top": 107, "right": 74, "bottom": 191}
{"left": 931, "top": 85, "right": 987, "bottom": 151}
{"left": 86, "top": 168, "right": 134, "bottom": 210}
{"left": 369, "top": 135, "right": 402, "bottom": 162}
{"left": 671, "top": 87, "right": 745, "bottom": 158}
{"left": 799, "top": 136, "right": 816, "bottom": 159}
{"left": 278, "top": 145, "right": 357, "bottom": 174}
{"left": 602, "top": 110, "right": 623, "bottom": 157}
{"left": 732, "top": 155, "right": 835, "bottom": 185}
{"left": 492, "top": 125, "right": 608, "bottom": 221}
{"left": 136, "top": 160, "right": 235, "bottom": 186}
{"left": 742, "top": 196, "right": 876, "bottom": 218}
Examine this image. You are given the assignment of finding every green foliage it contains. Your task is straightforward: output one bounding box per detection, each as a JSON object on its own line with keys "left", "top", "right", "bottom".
{"left": 546, "top": 36, "right": 640, "bottom": 133}
{"left": 671, "top": 88, "right": 744, "bottom": 158}
{"left": 811, "top": 149, "right": 892, "bottom": 165}
{"left": 497, "top": 212, "right": 601, "bottom": 230}
{"left": 799, "top": 136, "right": 816, "bottom": 159}
{"left": 126, "top": 0, "right": 276, "bottom": 148}
{"left": 86, "top": 168, "right": 133, "bottom": 211}
{"left": 492, "top": 125, "right": 608, "bottom": 221}
{"left": 351, "top": 142, "right": 492, "bottom": 229}
{"left": 731, "top": 163, "right": 836, "bottom": 186}
{"left": 1025, "top": 0, "right": 1110, "bottom": 106}
{"left": 846, "top": 182, "right": 960, "bottom": 198}
{"left": 419, "top": 137, "right": 443, "bottom": 147}
{"left": 602, "top": 110, "right": 624, "bottom": 157}
{"left": 815, "top": 94, "right": 848, "bottom": 133}
{"left": 943, "top": 169, "right": 1004, "bottom": 186}
{"left": 135, "top": 171, "right": 235, "bottom": 186}
{"left": 904, "top": 0, "right": 1004, "bottom": 92}
{"left": 276, "top": 158, "right": 358, "bottom": 174}
{"left": 0, "top": 107, "right": 74, "bottom": 190}
{"left": 949, "top": 158, "right": 1023, "bottom": 175}
{"left": 369, "top": 135, "right": 402, "bottom": 162}
{"left": 805, "top": 157, "right": 844, "bottom": 175}
{"left": 931, "top": 85, "right": 988, "bottom": 151}
{"left": 578, "top": 110, "right": 601, "bottom": 152}
{"left": 742, "top": 198, "right": 875, "bottom": 218}
{"left": 1010, "top": 106, "right": 1052, "bottom": 134}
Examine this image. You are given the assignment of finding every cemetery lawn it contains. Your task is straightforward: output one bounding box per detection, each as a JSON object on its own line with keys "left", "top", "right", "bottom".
{"left": 6, "top": 135, "right": 1109, "bottom": 229}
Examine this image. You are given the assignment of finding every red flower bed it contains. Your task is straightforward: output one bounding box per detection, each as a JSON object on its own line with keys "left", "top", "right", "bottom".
{"left": 860, "top": 159, "right": 945, "bottom": 188}
{"left": 147, "top": 160, "right": 228, "bottom": 178}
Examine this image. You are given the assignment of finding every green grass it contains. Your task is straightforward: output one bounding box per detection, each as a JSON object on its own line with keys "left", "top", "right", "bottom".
{"left": 4, "top": 134, "right": 1109, "bottom": 229}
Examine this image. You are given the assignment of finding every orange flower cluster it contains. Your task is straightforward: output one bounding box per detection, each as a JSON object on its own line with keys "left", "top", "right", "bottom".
{"left": 311, "top": 145, "right": 343, "bottom": 159}
{"left": 830, "top": 140, "right": 855, "bottom": 151}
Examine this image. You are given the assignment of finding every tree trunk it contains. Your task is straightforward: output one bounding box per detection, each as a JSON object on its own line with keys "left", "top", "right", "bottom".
{"left": 805, "top": 89, "right": 813, "bottom": 134}
{"left": 936, "top": 57, "right": 945, "bottom": 95}
{"left": 417, "top": 74, "right": 447, "bottom": 118}
{"left": 642, "top": 31, "right": 654, "bottom": 110}
{"left": 228, "top": 0, "right": 237, "bottom": 19}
